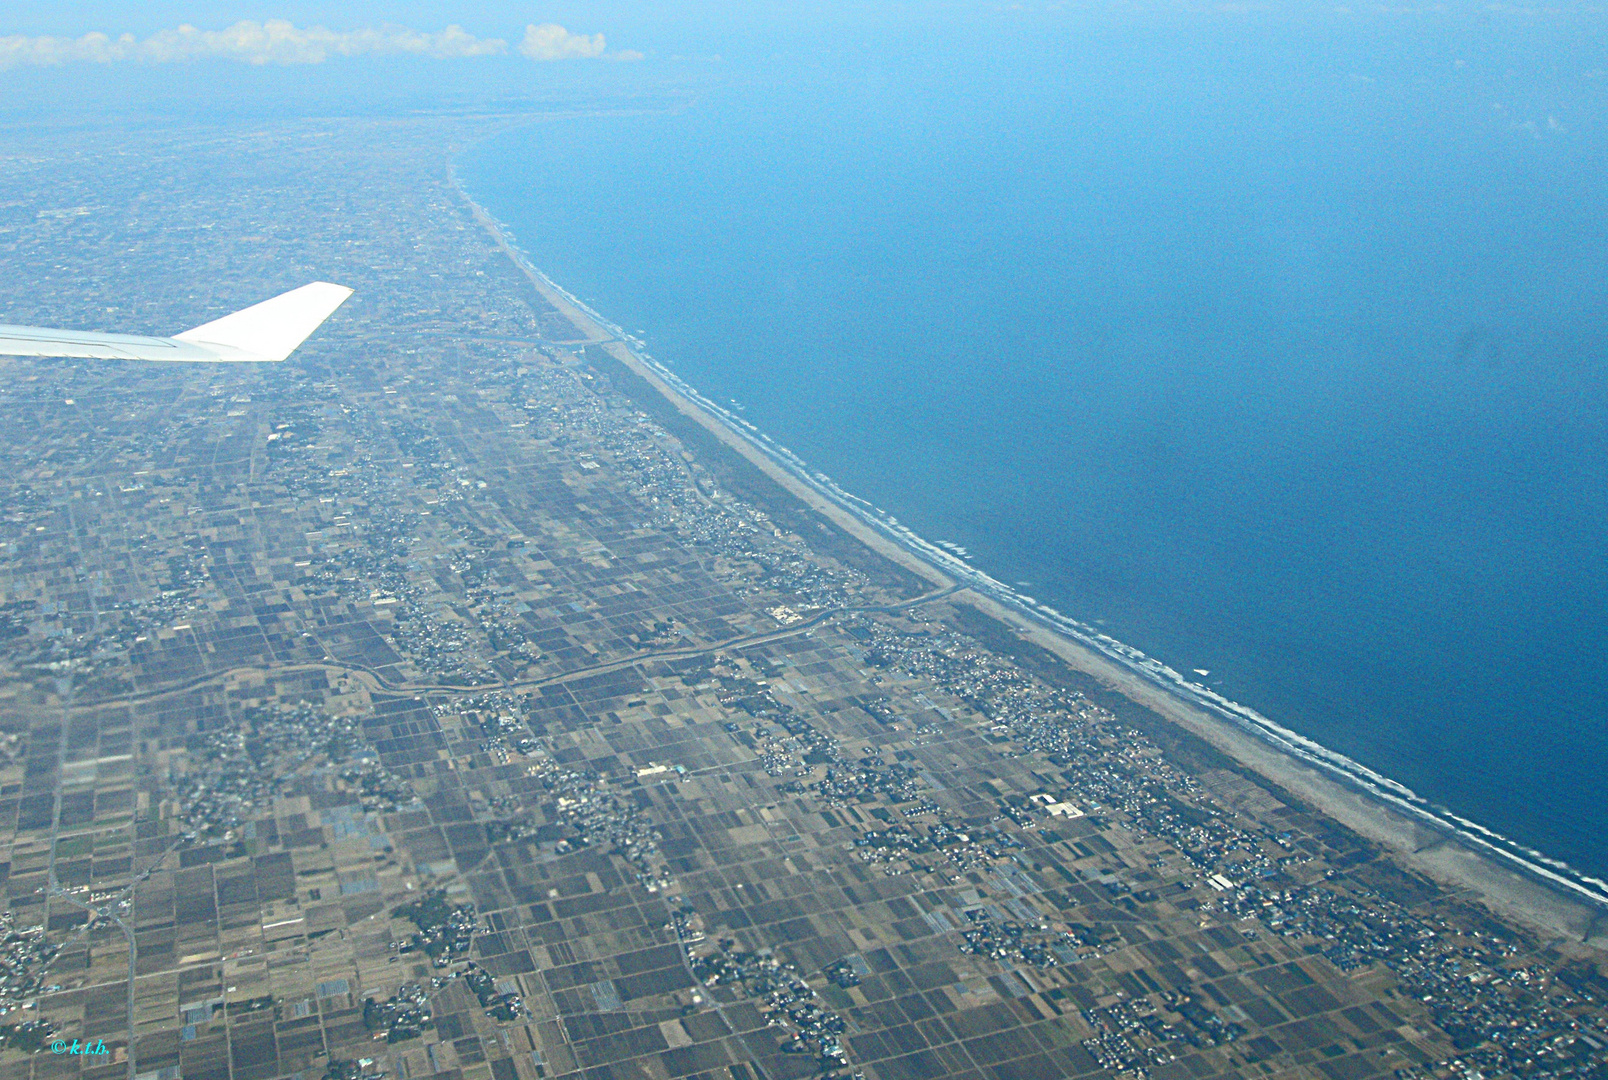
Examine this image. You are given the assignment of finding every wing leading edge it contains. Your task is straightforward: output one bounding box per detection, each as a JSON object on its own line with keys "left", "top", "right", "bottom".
{"left": 0, "top": 281, "right": 353, "bottom": 363}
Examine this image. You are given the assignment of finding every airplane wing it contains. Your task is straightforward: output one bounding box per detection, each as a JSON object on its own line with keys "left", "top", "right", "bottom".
{"left": 0, "top": 281, "right": 353, "bottom": 363}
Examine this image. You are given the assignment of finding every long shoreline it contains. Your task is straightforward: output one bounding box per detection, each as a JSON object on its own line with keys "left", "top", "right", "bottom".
{"left": 450, "top": 165, "right": 1608, "bottom": 947}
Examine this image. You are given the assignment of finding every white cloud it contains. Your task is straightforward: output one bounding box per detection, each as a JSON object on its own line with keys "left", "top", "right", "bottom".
{"left": 518, "top": 23, "right": 607, "bottom": 61}
{"left": 0, "top": 20, "right": 629, "bottom": 70}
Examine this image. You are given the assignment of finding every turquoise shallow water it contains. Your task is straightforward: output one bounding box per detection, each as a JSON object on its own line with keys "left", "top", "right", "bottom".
{"left": 460, "top": 22, "right": 1608, "bottom": 881}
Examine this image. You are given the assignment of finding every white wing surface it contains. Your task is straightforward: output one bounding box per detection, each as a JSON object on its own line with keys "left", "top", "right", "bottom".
{"left": 0, "top": 281, "right": 353, "bottom": 363}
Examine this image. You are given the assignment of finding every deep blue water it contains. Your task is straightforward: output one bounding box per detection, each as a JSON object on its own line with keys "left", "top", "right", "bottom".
{"left": 461, "top": 17, "right": 1608, "bottom": 879}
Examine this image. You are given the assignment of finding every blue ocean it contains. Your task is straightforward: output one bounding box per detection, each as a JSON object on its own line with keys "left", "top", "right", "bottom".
{"left": 460, "top": 15, "right": 1608, "bottom": 880}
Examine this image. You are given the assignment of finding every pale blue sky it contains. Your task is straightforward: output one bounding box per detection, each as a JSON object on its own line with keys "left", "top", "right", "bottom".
{"left": 1, "top": 3, "right": 1604, "bottom": 128}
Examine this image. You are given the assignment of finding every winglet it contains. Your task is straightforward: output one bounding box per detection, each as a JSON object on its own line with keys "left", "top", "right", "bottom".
{"left": 175, "top": 281, "right": 353, "bottom": 362}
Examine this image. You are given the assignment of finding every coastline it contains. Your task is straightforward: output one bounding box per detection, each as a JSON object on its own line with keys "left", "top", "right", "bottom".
{"left": 450, "top": 165, "right": 1608, "bottom": 949}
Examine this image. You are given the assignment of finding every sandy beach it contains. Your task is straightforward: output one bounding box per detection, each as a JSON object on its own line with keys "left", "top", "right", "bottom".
{"left": 460, "top": 183, "right": 1607, "bottom": 953}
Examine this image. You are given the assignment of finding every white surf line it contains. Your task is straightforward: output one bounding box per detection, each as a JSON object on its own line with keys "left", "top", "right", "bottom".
{"left": 454, "top": 175, "right": 1608, "bottom": 912}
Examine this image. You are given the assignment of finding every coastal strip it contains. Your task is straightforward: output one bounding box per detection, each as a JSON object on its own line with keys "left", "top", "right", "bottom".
{"left": 450, "top": 167, "right": 1608, "bottom": 946}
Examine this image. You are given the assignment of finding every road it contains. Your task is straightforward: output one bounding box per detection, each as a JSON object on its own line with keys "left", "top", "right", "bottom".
{"left": 80, "top": 584, "right": 965, "bottom": 711}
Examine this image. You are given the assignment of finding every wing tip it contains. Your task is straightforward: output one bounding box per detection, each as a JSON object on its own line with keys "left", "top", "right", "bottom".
{"left": 174, "top": 280, "right": 356, "bottom": 362}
